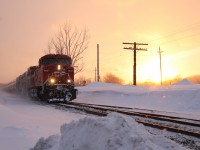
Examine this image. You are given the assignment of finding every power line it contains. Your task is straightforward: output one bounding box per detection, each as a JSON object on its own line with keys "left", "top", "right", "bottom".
{"left": 158, "top": 31, "right": 200, "bottom": 46}
{"left": 148, "top": 22, "right": 200, "bottom": 43}
{"left": 147, "top": 30, "right": 200, "bottom": 51}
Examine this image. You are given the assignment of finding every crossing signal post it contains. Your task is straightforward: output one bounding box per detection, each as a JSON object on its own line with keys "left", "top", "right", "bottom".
{"left": 123, "top": 42, "right": 148, "bottom": 85}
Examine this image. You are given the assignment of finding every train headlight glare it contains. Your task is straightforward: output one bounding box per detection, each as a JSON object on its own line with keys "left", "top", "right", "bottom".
{"left": 50, "top": 78, "right": 55, "bottom": 84}
{"left": 67, "top": 79, "right": 71, "bottom": 83}
{"left": 57, "top": 65, "right": 61, "bottom": 70}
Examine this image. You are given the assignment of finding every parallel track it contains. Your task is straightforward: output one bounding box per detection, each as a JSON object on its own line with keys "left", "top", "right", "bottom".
{"left": 56, "top": 102, "right": 200, "bottom": 139}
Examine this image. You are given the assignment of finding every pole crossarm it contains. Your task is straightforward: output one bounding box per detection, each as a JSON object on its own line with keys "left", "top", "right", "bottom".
{"left": 124, "top": 47, "right": 134, "bottom": 50}
{"left": 124, "top": 47, "right": 147, "bottom": 51}
{"left": 123, "top": 42, "right": 148, "bottom": 45}
{"left": 123, "top": 42, "right": 135, "bottom": 45}
{"left": 124, "top": 47, "right": 133, "bottom": 50}
{"left": 137, "top": 43, "right": 148, "bottom": 45}
{"left": 136, "top": 48, "right": 147, "bottom": 51}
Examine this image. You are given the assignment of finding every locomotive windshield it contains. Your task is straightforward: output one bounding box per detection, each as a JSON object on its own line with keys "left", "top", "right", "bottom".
{"left": 41, "top": 58, "right": 72, "bottom": 65}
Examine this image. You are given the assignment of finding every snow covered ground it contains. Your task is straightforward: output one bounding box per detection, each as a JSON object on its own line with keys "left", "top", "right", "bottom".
{"left": 76, "top": 80, "right": 200, "bottom": 119}
{"left": 0, "top": 80, "right": 199, "bottom": 150}
{"left": 0, "top": 87, "right": 87, "bottom": 150}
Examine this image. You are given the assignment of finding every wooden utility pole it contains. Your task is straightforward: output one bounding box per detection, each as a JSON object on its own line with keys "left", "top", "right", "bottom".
{"left": 97, "top": 44, "right": 100, "bottom": 82}
{"left": 123, "top": 42, "right": 148, "bottom": 85}
{"left": 157, "top": 47, "right": 163, "bottom": 85}
{"left": 95, "top": 67, "right": 96, "bottom": 82}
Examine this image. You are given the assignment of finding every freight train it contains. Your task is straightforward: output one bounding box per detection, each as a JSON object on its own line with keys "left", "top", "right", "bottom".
{"left": 15, "top": 54, "right": 77, "bottom": 102}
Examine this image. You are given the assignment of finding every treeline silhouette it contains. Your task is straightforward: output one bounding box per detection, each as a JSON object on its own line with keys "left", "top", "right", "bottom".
{"left": 75, "top": 73, "right": 200, "bottom": 86}
{"left": 138, "top": 75, "right": 200, "bottom": 86}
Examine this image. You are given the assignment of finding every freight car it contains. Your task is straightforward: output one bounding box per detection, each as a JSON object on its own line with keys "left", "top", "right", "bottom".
{"left": 16, "top": 54, "right": 77, "bottom": 102}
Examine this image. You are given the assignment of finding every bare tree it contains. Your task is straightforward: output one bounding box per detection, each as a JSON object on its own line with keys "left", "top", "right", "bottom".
{"left": 103, "top": 73, "right": 124, "bottom": 85}
{"left": 47, "top": 22, "right": 89, "bottom": 74}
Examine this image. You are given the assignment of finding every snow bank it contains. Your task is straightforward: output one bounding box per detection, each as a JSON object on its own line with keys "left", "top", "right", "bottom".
{"left": 77, "top": 82, "right": 200, "bottom": 115}
{"left": 174, "top": 79, "right": 193, "bottom": 85}
{"left": 32, "top": 113, "right": 185, "bottom": 150}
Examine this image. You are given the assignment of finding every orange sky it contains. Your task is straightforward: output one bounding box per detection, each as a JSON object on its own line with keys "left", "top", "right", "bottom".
{"left": 1, "top": 0, "right": 200, "bottom": 84}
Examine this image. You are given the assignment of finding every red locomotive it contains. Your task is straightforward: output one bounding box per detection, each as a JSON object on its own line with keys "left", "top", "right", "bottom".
{"left": 16, "top": 54, "right": 77, "bottom": 102}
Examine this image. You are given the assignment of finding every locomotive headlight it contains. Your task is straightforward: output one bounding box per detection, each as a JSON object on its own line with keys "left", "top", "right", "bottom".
{"left": 50, "top": 78, "right": 55, "bottom": 84}
{"left": 67, "top": 79, "right": 71, "bottom": 83}
{"left": 57, "top": 65, "right": 61, "bottom": 70}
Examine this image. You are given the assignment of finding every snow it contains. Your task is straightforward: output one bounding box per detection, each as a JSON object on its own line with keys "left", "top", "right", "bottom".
{"left": 173, "top": 79, "right": 193, "bottom": 85}
{"left": 32, "top": 113, "right": 185, "bottom": 150}
{"left": 76, "top": 82, "right": 200, "bottom": 118}
{"left": 0, "top": 88, "right": 87, "bottom": 150}
{"left": 0, "top": 82, "right": 200, "bottom": 149}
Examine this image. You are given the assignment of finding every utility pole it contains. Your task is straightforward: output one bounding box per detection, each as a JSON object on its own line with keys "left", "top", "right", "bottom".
{"left": 97, "top": 44, "right": 100, "bottom": 82}
{"left": 123, "top": 42, "right": 148, "bottom": 85}
{"left": 95, "top": 67, "right": 96, "bottom": 82}
{"left": 157, "top": 47, "right": 163, "bottom": 85}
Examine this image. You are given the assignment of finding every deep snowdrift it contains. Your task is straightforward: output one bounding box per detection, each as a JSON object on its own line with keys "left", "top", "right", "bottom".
{"left": 32, "top": 113, "right": 185, "bottom": 150}
{"left": 76, "top": 82, "right": 200, "bottom": 117}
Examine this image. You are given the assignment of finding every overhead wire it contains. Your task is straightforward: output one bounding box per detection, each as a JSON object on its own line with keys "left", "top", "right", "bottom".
{"left": 147, "top": 21, "right": 200, "bottom": 46}
{"left": 159, "top": 31, "right": 200, "bottom": 46}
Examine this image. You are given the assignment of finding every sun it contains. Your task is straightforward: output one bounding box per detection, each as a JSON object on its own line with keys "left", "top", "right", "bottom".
{"left": 120, "top": 53, "right": 178, "bottom": 85}
{"left": 138, "top": 60, "right": 161, "bottom": 83}
{"left": 137, "top": 57, "right": 177, "bottom": 84}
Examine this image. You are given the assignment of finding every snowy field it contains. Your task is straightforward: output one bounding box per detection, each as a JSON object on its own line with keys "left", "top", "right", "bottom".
{"left": 0, "top": 87, "right": 87, "bottom": 150}
{"left": 0, "top": 80, "right": 199, "bottom": 149}
{"left": 76, "top": 80, "right": 200, "bottom": 119}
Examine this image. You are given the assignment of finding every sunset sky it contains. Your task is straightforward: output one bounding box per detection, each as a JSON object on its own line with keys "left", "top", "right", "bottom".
{"left": 1, "top": 0, "right": 200, "bottom": 84}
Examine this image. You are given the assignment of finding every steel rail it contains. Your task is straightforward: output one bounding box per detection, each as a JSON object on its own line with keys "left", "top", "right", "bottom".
{"left": 66, "top": 102, "right": 200, "bottom": 127}
{"left": 56, "top": 102, "right": 200, "bottom": 138}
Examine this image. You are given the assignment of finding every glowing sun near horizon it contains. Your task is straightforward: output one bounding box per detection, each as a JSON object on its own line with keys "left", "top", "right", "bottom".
{"left": 123, "top": 56, "right": 178, "bottom": 84}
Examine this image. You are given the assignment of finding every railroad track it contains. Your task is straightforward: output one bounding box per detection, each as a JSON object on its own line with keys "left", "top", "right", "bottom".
{"left": 55, "top": 102, "right": 200, "bottom": 139}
